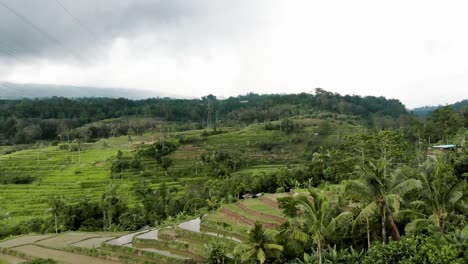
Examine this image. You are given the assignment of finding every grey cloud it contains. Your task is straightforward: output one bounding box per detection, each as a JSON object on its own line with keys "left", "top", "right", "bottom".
{"left": 0, "top": 0, "right": 269, "bottom": 64}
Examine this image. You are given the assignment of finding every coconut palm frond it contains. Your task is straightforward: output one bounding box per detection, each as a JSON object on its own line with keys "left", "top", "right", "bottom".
{"left": 257, "top": 249, "right": 266, "bottom": 264}
{"left": 345, "top": 180, "right": 373, "bottom": 201}
{"left": 448, "top": 181, "right": 467, "bottom": 204}
{"left": 326, "top": 211, "right": 352, "bottom": 235}
{"left": 385, "top": 194, "right": 403, "bottom": 212}
{"left": 234, "top": 244, "right": 255, "bottom": 261}
{"left": 353, "top": 202, "right": 378, "bottom": 226}
{"left": 409, "top": 200, "right": 427, "bottom": 209}
{"left": 292, "top": 229, "right": 310, "bottom": 243}
{"left": 394, "top": 209, "right": 427, "bottom": 221}
{"left": 264, "top": 243, "right": 284, "bottom": 251}
{"left": 391, "top": 179, "right": 422, "bottom": 197}
{"left": 405, "top": 218, "right": 433, "bottom": 234}
{"left": 391, "top": 166, "right": 416, "bottom": 183}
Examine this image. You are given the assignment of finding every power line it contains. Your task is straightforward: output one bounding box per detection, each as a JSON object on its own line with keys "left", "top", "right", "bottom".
{"left": 0, "top": 43, "right": 41, "bottom": 71}
{"left": 53, "top": 0, "right": 104, "bottom": 46}
{"left": 0, "top": 27, "right": 43, "bottom": 69}
{"left": 0, "top": 0, "right": 84, "bottom": 61}
{"left": 0, "top": 36, "right": 40, "bottom": 69}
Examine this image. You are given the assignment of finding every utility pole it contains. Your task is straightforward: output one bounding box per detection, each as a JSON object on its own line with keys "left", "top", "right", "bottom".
{"left": 207, "top": 99, "right": 213, "bottom": 130}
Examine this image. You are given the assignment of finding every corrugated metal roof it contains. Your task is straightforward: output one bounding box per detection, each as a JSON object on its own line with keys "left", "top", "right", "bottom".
{"left": 432, "top": 144, "right": 457, "bottom": 148}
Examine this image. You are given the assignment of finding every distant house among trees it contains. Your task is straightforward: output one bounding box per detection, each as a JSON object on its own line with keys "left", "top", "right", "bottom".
{"left": 428, "top": 144, "right": 460, "bottom": 156}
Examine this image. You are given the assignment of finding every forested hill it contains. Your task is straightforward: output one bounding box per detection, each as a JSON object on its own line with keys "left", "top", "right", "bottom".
{"left": 0, "top": 88, "right": 408, "bottom": 145}
{"left": 412, "top": 99, "right": 468, "bottom": 117}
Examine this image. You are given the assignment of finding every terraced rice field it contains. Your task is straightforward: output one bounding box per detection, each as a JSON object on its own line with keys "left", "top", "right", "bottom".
{"left": 106, "top": 230, "right": 149, "bottom": 246}
{"left": 0, "top": 118, "right": 359, "bottom": 229}
{"left": 0, "top": 232, "right": 123, "bottom": 263}
{"left": 71, "top": 236, "right": 115, "bottom": 249}
{"left": 36, "top": 232, "right": 111, "bottom": 249}
{"left": 0, "top": 234, "right": 56, "bottom": 248}
{"left": 0, "top": 198, "right": 286, "bottom": 263}
{"left": 14, "top": 245, "right": 120, "bottom": 264}
{"left": 0, "top": 253, "right": 25, "bottom": 264}
{"left": 202, "top": 193, "right": 288, "bottom": 237}
{"left": 0, "top": 130, "right": 207, "bottom": 228}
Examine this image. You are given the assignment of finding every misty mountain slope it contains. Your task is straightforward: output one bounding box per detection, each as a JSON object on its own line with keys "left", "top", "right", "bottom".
{"left": 0, "top": 82, "right": 173, "bottom": 99}
{"left": 412, "top": 99, "right": 468, "bottom": 117}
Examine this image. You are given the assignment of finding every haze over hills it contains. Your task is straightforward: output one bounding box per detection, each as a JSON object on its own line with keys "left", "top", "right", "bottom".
{"left": 0, "top": 82, "right": 175, "bottom": 100}
{"left": 412, "top": 99, "right": 468, "bottom": 116}
{"left": 2, "top": 82, "right": 468, "bottom": 118}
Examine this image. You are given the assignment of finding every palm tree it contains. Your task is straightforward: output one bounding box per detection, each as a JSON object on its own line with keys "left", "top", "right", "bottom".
{"left": 291, "top": 188, "right": 351, "bottom": 264}
{"left": 233, "top": 222, "right": 283, "bottom": 264}
{"left": 101, "top": 184, "right": 121, "bottom": 229}
{"left": 48, "top": 196, "right": 64, "bottom": 234}
{"left": 345, "top": 158, "right": 422, "bottom": 244}
{"left": 404, "top": 157, "right": 468, "bottom": 233}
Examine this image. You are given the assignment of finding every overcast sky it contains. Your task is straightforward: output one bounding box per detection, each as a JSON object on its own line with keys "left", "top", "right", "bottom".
{"left": 0, "top": 0, "right": 467, "bottom": 108}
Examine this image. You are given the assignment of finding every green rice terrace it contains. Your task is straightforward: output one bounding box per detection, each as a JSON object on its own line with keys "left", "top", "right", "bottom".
{"left": 0, "top": 114, "right": 365, "bottom": 263}
{"left": 1, "top": 93, "right": 468, "bottom": 263}
{"left": 0, "top": 116, "right": 362, "bottom": 228}
{"left": 0, "top": 193, "right": 290, "bottom": 263}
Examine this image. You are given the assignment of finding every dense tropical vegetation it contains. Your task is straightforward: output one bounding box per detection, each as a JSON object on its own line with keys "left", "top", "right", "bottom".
{"left": 1, "top": 90, "right": 468, "bottom": 263}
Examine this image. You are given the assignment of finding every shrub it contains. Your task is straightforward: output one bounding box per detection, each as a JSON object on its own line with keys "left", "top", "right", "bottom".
{"left": 202, "top": 242, "right": 228, "bottom": 264}
{"left": 258, "top": 142, "right": 278, "bottom": 151}
{"left": 363, "top": 233, "right": 464, "bottom": 264}
{"left": 1, "top": 175, "right": 35, "bottom": 184}
{"left": 276, "top": 187, "right": 285, "bottom": 193}
{"left": 24, "top": 259, "right": 56, "bottom": 264}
